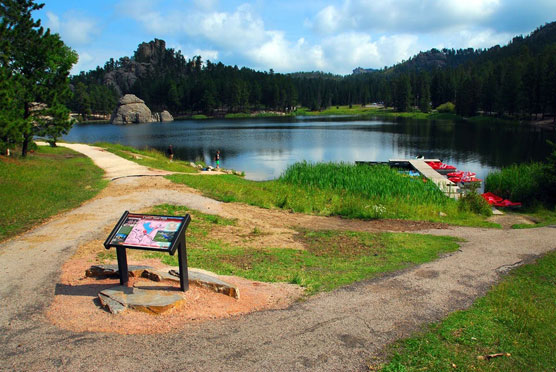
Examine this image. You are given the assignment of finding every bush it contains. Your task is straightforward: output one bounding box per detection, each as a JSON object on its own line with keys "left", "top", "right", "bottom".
{"left": 458, "top": 187, "right": 492, "bottom": 216}
{"left": 436, "top": 102, "right": 455, "bottom": 114}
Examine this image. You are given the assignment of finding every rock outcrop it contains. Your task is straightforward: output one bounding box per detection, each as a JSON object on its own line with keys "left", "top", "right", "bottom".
{"left": 104, "top": 39, "right": 166, "bottom": 96}
{"left": 110, "top": 94, "right": 152, "bottom": 124}
{"left": 151, "top": 110, "right": 174, "bottom": 122}
{"left": 110, "top": 94, "right": 173, "bottom": 124}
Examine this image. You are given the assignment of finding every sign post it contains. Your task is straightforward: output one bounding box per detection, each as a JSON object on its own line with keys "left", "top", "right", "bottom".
{"left": 104, "top": 211, "right": 191, "bottom": 291}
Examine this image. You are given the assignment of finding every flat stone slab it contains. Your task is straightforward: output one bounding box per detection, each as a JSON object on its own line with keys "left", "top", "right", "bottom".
{"left": 98, "top": 286, "right": 184, "bottom": 314}
{"left": 169, "top": 268, "right": 240, "bottom": 299}
{"left": 86, "top": 265, "right": 240, "bottom": 299}
{"left": 85, "top": 264, "right": 153, "bottom": 278}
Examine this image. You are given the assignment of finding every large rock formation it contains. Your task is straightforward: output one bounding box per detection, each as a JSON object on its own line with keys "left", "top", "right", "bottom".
{"left": 104, "top": 39, "right": 166, "bottom": 96}
{"left": 110, "top": 94, "right": 152, "bottom": 124}
{"left": 110, "top": 94, "right": 173, "bottom": 124}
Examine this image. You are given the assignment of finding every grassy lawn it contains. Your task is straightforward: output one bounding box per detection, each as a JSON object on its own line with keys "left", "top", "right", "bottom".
{"left": 167, "top": 163, "right": 496, "bottom": 227}
{"left": 137, "top": 204, "right": 460, "bottom": 295}
{"left": 511, "top": 207, "right": 556, "bottom": 229}
{"left": 0, "top": 146, "right": 107, "bottom": 241}
{"left": 224, "top": 112, "right": 292, "bottom": 119}
{"left": 378, "top": 250, "right": 556, "bottom": 372}
{"left": 294, "top": 105, "right": 460, "bottom": 121}
{"left": 95, "top": 142, "right": 199, "bottom": 173}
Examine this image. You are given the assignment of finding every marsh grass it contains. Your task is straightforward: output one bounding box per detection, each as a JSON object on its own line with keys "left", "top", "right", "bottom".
{"left": 379, "top": 251, "right": 556, "bottom": 372}
{"left": 280, "top": 162, "right": 447, "bottom": 204}
{"left": 0, "top": 146, "right": 106, "bottom": 241}
{"left": 96, "top": 142, "right": 198, "bottom": 173}
{"left": 144, "top": 205, "right": 460, "bottom": 294}
{"left": 167, "top": 163, "right": 494, "bottom": 226}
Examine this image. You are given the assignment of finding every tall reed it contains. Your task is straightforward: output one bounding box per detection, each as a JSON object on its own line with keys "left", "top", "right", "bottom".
{"left": 485, "top": 162, "right": 549, "bottom": 206}
{"left": 279, "top": 162, "right": 448, "bottom": 205}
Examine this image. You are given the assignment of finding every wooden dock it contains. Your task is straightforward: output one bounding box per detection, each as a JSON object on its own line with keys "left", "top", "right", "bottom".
{"left": 405, "top": 159, "right": 460, "bottom": 198}
{"left": 358, "top": 158, "right": 461, "bottom": 198}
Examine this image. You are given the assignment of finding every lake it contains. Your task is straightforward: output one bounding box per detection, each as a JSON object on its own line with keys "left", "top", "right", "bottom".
{"left": 63, "top": 117, "right": 554, "bottom": 181}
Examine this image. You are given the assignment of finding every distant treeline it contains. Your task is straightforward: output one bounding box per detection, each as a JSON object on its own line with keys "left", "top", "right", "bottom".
{"left": 68, "top": 23, "right": 556, "bottom": 120}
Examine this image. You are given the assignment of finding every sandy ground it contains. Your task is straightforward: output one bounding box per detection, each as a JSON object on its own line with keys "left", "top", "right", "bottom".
{"left": 46, "top": 237, "right": 304, "bottom": 335}
{"left": 1, "top": 143, "right": 555, "bottom": 371}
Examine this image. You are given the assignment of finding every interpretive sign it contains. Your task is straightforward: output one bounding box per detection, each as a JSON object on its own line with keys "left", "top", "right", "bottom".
{"left": 104, "top": 211, "right": 191, "bottom": 291}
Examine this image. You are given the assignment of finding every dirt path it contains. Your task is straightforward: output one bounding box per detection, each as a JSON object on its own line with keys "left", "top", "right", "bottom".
{"left": 1, "top": 143, "right": 555, "bottom": 371}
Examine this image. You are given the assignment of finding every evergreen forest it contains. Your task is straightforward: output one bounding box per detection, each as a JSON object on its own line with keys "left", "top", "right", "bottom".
{"left": 68, "top": 22, "right": 556, "bottom": 121}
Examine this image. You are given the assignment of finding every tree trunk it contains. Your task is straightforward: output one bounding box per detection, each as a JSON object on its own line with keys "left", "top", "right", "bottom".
{"left": 21, "top": 134, "right": 31, "bottom": 157}
{"left": 21, "top": 102, "right": 31, "bottom": 157}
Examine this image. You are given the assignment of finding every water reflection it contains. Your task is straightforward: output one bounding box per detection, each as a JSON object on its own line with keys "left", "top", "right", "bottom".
{"left": 63, "top": 117, "right": 554, "bottom": 181}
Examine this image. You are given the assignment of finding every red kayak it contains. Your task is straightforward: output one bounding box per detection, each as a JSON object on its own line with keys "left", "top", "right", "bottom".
{"left": 481, "top": 192, "right": 522, "bottom": 207}
{"left": 426, "top": 161, "right": 457, "bottom": 174}
{"left": 449, "top": 175, "right": 482, "bottom": 183}
{"left": 447, "top": 171, "right": 476, "bottom": 177}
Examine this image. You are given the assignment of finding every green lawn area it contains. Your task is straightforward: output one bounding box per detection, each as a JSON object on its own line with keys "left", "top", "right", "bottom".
{"left": 95, "top": 142, "right": 199, "bottom": 173}
{"left": 138, "top": 204, "right": 460, "bottom": 295}
{"left": 511, "top": 207, "right": 556, "bottom": 229}
{"left": 378, "top": 250, "right": 556, "bottom": 372}
{"left": 0, "top": 146, "right": 107, "bottom": 241}
{"left": 294, "top": 105, "right": 460, "bottom": 121}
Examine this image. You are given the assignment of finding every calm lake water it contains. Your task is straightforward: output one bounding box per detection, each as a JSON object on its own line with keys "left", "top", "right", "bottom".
{"left": 63, "top": 117, "right": 555, "bottom": 181}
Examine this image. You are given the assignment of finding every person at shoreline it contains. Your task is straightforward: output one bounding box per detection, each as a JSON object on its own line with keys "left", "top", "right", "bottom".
{"left": 166, "top": 145, "right": 174, "bottom": 161}
{"left": 215, "top": 150, "right": 220, "bottom": 169}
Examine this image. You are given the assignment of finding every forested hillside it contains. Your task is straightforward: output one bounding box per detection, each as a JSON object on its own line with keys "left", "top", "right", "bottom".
{"left": 69, "top": 22, "right": 556, "bottom": 120}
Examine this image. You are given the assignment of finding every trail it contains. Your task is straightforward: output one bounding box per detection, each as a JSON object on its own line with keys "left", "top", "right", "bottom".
{"left": 1, "top": 143, "right": 555, "bottom": 371}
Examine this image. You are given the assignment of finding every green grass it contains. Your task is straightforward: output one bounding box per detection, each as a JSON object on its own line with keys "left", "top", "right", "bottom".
{"left": 95, "top": 142, "right": 199, "bottom": 173}
{"left": 294, "top": 105, "right": 461, "bottom": 121}
{"left": 485, "top": 162, "right": 551, "bottom": 207}
{"left": 379, "top": 250, "right": 556, "bottom": 372}
{"left": 511, "top": 207, "right": 556, "bottom": 229}
{"left": 0, "top": 146, "right": 107, "bottom": 241}
{"left": 191, "top": 114, "right": 209, "bottom": 119}
{"left": 224, "top": 112, "right": 292, "bottom": 119}
{"left": 144, "top": 205, "right": 460, "bottom": 294}
{"left": 166, "top": 163, "right": 496, "bottom": 227}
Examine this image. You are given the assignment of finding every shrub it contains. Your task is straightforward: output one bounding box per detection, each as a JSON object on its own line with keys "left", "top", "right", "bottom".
{"left": 458, "top": 189, "right": 492, "bottom": 216}
{"left": 436, "top": 102, "right": 455, "bottom": 114}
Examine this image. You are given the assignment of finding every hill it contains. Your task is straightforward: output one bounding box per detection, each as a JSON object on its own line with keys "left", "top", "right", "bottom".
{"left": 68, "top": 22, "right": 556, "bottom": 121}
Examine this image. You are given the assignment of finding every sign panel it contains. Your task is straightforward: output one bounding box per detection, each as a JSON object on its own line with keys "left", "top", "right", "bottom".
{"left": 106, "top": 213, "right": 186, "bottom": 253}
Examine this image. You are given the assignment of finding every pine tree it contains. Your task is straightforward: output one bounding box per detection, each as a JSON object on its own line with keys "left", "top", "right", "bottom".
{"left": 393, "top": 74, "right": 411, "bottom": 112}
{"left": 0, "top": 0, "right": 77, "bottom": 156}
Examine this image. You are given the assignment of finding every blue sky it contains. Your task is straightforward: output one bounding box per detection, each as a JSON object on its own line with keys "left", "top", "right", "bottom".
{"left": 36, "top": 0, "right": 556, "bottom": 75}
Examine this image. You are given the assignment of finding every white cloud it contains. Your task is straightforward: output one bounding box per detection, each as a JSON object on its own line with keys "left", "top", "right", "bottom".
{"left": 193, "top": 0, "right": 219, "bottom": 11}
{"left": 312, "top": 0, "right": 502, "bottom": 34}
{"left": 193, "top": 49, "right": 219, "bottom": 61}
{"left": 46, "top": 12, "right": 60, "bottom": 31}
{"left": 448, "top": 29, "right": 513, "bottom": 49}
{"left": 45, "top": 11, "right": 99, "bottom": 46}
{"left": 318, "top": 33, "right": 419, "bottom": 73}
{"left": 116, "top": 0, "right": 527, "bottom": 75}
{"left": 72, "top": 51, "right": 94, "bottom": 74}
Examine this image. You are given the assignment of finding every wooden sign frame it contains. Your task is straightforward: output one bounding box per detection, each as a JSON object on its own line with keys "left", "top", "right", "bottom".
{"left": 104, "top": 211, "right": 191, "bottom": 291}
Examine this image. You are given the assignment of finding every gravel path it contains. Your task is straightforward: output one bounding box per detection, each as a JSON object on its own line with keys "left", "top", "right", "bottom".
{"left": 1, "top": 143, "right": 555, "bottom": 371}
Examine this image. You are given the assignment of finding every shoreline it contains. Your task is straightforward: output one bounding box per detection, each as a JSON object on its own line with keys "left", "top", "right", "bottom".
{"left": 72, "top": 107, "right": 556, "bottom": 130}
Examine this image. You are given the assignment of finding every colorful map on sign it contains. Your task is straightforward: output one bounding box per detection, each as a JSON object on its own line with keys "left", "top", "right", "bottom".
{"left": 110, "top": 214, "right": 184, "bottom": 250}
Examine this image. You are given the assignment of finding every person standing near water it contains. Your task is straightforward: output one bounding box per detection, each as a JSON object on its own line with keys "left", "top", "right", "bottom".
{"left": 215, "top": 150, "right": 220, "bottom": 169}
{"left": 166, "top": 145, "right": 174, "bottom": 161}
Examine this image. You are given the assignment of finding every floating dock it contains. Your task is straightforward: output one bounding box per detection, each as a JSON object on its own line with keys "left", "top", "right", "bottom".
{"left": 358, "top": 159, "right": 461, "bottom": 199}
